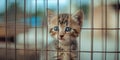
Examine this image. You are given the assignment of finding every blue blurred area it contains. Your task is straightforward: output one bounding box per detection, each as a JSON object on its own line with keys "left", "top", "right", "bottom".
{"left": 0, "top": 0, "right": 89, "bottom": 13}
{"left": 76, "top": 0, "right": 89, "bottom": 4}
{"left": 0, "top": 0, "right": 6, "bottom": 13}
{"left": 21, "top": 16, "right": 42, "bottom": 27}
{"left": 0, "top": 0, "right": 17, "bottom": 13}
{"left": 18, "top": 0, "right": 69, "bottom": 13}
{"left": 26, "top": 16, "right": 41, "bottom": 27}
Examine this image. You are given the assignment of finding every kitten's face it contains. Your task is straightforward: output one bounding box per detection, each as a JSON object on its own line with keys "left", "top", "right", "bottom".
{"left": 48, "top": 10, "right": 84, "bottom": 44}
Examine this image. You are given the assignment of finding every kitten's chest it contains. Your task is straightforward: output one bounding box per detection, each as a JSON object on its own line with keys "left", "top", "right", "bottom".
{"left": 47, "top": 40, "right": 78, "bottom": 60}
{"left": 53, "top": 41, "right": 77, "bottom": 59}
{"left": 54, "top": 40, "right": 77, "bottom": 51}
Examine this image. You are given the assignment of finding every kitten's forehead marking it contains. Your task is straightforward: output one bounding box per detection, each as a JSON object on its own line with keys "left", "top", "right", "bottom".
{"left": 58, "top": 14, "right": 69, "bottom": 25}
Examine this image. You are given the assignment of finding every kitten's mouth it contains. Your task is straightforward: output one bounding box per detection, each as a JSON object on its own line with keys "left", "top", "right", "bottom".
{"left": 58, "top": 38, "right": 65, "bottom": 41}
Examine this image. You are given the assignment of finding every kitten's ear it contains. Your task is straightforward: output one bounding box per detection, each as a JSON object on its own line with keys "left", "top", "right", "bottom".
{"left": 72, "top": 10, "right": 84, "bottom": 25}
{"left": 47, "top": 9, "right": 55, "bottom": 26}
{"left": 47, "top": 9, "right": 55, "bottom": 19}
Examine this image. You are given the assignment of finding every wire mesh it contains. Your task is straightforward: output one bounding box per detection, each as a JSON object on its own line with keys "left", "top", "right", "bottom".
{"left": 0, "top": 0, "right": 119, "bottom": 60}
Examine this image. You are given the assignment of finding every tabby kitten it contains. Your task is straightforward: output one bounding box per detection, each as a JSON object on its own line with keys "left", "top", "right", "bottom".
{"left": 47, "top": 9, "right": 84, "bottom": 60}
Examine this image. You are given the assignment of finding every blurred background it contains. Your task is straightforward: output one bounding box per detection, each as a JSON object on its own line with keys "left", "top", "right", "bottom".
{"left": 0, "top": 0, "right": 119, "bottom": 60}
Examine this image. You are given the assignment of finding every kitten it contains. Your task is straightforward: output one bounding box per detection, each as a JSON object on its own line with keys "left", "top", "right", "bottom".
{"left": 47, "top": 9, "right": 84, "bottom": 60}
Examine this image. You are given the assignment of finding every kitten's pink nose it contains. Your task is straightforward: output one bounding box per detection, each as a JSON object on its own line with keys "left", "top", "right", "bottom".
{"left": 60, "top": 35, "right": 64, "bottom": 38}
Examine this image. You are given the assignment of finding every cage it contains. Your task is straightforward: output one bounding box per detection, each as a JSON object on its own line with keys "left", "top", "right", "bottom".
{"left": 0, "top": 0, "right": 119, "bottom": 60}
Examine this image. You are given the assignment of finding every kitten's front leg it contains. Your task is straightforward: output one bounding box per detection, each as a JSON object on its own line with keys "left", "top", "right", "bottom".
{"left": 53, "top": 51, "right": 64, "bottom": 60}
{"left": 71, "top": 51, "right": 78, "bottom": 60}
{"left": 63, "top": 52, "right": 70, "bottom": 60}
{"left": 62, "top": 51, "right": 77, "bottom": 60}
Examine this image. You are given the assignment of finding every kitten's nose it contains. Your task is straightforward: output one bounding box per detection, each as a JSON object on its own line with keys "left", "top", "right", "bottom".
{"left": 60, "top": 35, "right": 64, "bottom": 38}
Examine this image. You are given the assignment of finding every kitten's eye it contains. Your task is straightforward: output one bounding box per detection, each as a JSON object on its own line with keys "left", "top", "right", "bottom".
{"left": 65, "top": 27, "right": 72, "bottom": 32}
{"left": 54, "top": 26, "right": 59, "bottom": 31}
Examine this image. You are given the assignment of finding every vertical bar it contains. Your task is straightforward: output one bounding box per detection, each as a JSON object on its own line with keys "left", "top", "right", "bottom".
{"left": 30, "top": 3, "right": 32, "bottom": 28}
{"left": 41, "top": 0, "right": 45, "bottom": 59}
{"left": 116, "top": 0, "right": 119, "bottom": 60}
{"left": 35, "top": 0, "right": 38, "bottom": 60}
{"left": 24, "top": 0, "right": 26, "bottom": 60}
{"left": 46, "top": 0, "right": 48, "bottom": 60}
{"left": 101, "top": 0, "right": 105, "bottom": 60}
{"left": 105, "top": 0, "right": 107, "bottom": 60}
{"left": 57, "top": 0, "right": 59, "bottom": 59}
{"left": 5, "top": 0, "right": 8, "bottom": 60}
{"left": 69, "top": 0, "right": 71, "bottom": 59}
{"left": 78, "top": 0, "right": 82, "bottom": 60}
{"left": 91, "top": 0, "right": 94, "bottom": 60}
{"left": 15, "top": 0, "right": 17, "bottom": 60}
